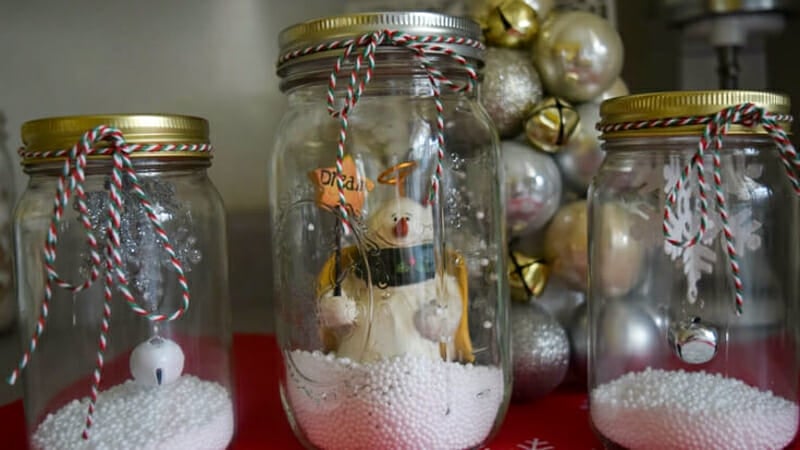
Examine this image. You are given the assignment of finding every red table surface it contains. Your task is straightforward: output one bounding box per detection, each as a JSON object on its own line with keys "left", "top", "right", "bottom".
{"left": 1, "top": 333, "right": 798, "bottom": 450}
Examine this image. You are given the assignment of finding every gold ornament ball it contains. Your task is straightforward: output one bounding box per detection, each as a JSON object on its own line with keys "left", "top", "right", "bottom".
{"left": 553, "top": 101, "right": 604, "bottom": 193}
{"left": 524, "top": 96, "right": 580, "bottom": 153}
{"left": 594, "top": 77, "right": 629, "bottom": 104}
{"left": 532, "top": 11, "right": 624, "bottom": 103}
{"left": 485, "top": 0, "right": 540, "bottom": 48}
{"left": 592, "top": 202, "right": 644, "bottom": 298}
{"left": 544, "top": 200, "right": 643, "bottom": 295}
{"left": 543, "top": 200, "right": 588, "bottom": 291}
{"left": 480, "top": 47, "right": 543, "bottom": 138}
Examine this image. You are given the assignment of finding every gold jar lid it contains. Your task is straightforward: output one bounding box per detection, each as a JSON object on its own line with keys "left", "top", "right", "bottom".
{"left": 277, "top": 11, "right": 484, "bottom": 74}
{"left": 598, "top": 90, "right": 793, "bottom": 138}
{"left": 20, "top": 114, "right": 211, "bottom": 165}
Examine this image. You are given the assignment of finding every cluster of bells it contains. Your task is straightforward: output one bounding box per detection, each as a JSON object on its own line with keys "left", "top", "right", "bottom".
{"left": 470, "top": 0, "right": 720, "bottom": 402}
{"left": 466, "top": 0, "right": 629, "bottom": 402}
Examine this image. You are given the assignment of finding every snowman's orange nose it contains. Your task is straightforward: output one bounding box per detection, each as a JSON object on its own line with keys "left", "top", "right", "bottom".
{"left": 394, "top": 218, "right": 409, "bottom": 238}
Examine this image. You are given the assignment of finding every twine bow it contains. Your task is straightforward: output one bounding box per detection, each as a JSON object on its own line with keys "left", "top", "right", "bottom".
{"left": 600, "top": 103, "right": 798, "bottom": 315}
{"left": 280, "top": 30, "right": 483, "bottom": 232}
{"left": 9, "top": 125, "right": 212, "bottom": 439}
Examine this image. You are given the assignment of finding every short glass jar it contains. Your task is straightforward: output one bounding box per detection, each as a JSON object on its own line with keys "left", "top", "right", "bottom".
{"left": 271, "top": 12, "right": 510, "bottom": 450}
{"left": 588, "top": 91, "right": 799, "bottom": 450}
{"left": 12, "top": 115, "right": 234, "bottom": 449}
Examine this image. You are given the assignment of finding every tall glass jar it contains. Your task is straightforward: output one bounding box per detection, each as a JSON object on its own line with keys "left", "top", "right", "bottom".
{"left": 271, "top": 12, "right": 510, "bottom": 450}
{"left": 12, "top": 115, "right": 234, "bottom": 450}
{"left": 588, "top": 91, "right": 799, "bottom": 450}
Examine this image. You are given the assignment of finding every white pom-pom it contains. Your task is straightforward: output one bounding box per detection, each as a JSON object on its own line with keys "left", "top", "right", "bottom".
{"left": 319, "top": 295, "right": 358, "bottom": 327}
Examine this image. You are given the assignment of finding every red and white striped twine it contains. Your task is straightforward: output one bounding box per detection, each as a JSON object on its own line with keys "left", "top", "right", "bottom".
{"left": 600, "top": 104, "right": 798, "bottom": 315}
{"left": 282, "top": 30, "right": 482, "bottom": 231}
{"left": 9, "top": 125, "right": 211, "bottom": 440}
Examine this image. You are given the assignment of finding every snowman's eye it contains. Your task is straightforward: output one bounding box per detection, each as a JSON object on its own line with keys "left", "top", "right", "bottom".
{"left": 393, "top": 216, "right": 398, "bottom": 222}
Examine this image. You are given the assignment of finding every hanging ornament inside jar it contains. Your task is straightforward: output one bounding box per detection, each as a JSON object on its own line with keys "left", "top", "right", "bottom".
{"left": 80, "top": 178, "right": 203, "bottom": 311}
{"left": 129, "top": 336, "right": 185, "bottom": 387}
{"left": 668, "top": 317, "right": 719, "bottom": 365}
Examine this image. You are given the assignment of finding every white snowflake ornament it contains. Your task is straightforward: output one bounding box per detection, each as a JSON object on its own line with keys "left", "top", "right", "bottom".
{"left": 661, "top": 158, "right": 763, "bottom": 304}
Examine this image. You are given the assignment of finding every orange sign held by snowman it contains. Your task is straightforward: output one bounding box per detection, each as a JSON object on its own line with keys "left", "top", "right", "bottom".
{"left": 308, "top": 155, "right": 374, "bottom": 215}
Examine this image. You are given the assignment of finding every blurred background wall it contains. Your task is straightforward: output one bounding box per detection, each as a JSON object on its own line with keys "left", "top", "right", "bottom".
{"left": 0, "top": 0, "right": 797, "bottom": 209}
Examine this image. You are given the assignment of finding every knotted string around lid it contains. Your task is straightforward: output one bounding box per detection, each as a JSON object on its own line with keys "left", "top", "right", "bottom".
{"left": 280, "top": 30, "right": 483, "bottom": 233}
{"left": 9, "top": 125, "right": 212, "bottom": 439}
{"left": 598, "top": 103, "right": 799, "bottom": 315}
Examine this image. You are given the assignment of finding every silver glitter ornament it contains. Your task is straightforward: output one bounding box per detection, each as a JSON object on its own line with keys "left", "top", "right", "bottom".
{"left": 532, "top": 11, "right": 624, "bottom": 103}
{"left": 79, "top": 179, "right": 201, "bottom": 311}
{"left": 502, "top": 140, "right": 562, "bottom": 237}
{"left": 668, "top": 317, "right": 719, "bottom": 364}
{"left": 481, "top": 47, "right": 543, "bottom": 138}
{"left": 511, "top": 300, "right": 570, "bottom": 402}
{"left": 554, "top": 101, "right": 604, "bottom": 193}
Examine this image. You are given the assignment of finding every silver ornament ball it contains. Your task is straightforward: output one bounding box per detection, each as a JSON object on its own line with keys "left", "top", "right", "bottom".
{"left": 511, "top": 300, "right": 570, "bottom": 402}
{"left": 554, "top": 101, "right": 604, "bottom": 193}
{"left": 502, "top": 140, "right": 562, "bottom": 237}
{"left": 533, "top": 275, "right": 585, "bottom": 328}
{"left": 532, "top": 11, "right": 624, "bottom": 103}
{"left": 593, "top": 300, "right": 663, "bottom": 379}
{"left": 481, "top": 48, "right": 543, "bottom": 138}
{"left": 566, "top": 301, "right": 589, "bottom": 381}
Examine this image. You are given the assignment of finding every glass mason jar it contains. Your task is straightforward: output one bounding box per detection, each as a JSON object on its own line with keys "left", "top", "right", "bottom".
{"left": 12, "top": 115, "right": 234, "bottom": 450}
{"left": 271, "top": 12, "right": 510, "bottom": 450}
{"left": 588, "top": 91, "right": 799, "bottom": 450}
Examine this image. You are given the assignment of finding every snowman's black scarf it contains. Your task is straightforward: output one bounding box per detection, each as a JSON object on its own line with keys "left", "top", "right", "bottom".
{"left": 352, "top": 243, "right": 436, "bottom": 288}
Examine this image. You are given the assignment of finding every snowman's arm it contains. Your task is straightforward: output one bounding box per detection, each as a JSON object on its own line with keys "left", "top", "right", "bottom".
{"left": 316, "top": 246, "right": 361, "bottom": 328}
{"left": 414, "top": 277, "right": 464, "bottom": 342}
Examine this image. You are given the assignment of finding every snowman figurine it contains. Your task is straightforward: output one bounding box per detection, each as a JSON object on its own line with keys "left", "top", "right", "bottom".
{"left": 317, "top": 196, "right": 473, "bottom": 364}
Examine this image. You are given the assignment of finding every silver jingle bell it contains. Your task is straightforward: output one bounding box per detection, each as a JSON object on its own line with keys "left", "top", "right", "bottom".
{"left": 668, "top": 317, "right": 719, "bottom": 365}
